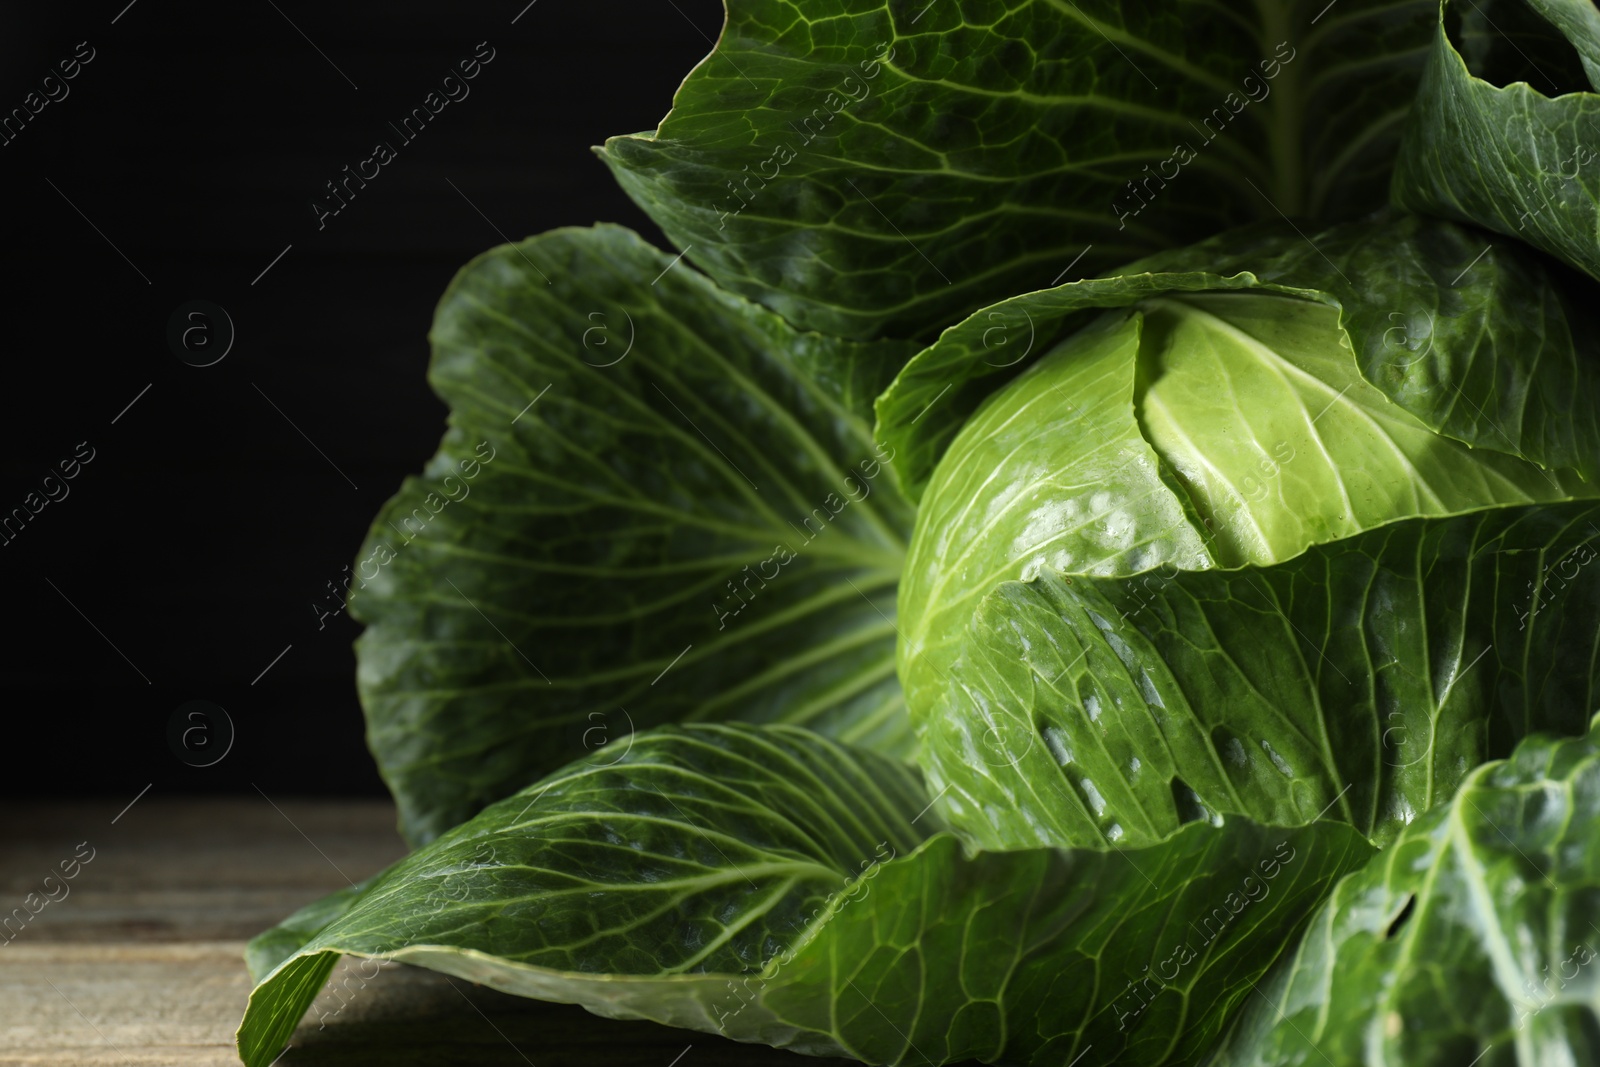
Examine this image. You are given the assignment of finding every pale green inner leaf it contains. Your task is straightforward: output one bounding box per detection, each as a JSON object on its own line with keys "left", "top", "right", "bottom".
{"left": 900, "top": 289, "right": 1595, "bottom": 730}
{"left": 1137, "top": 291, "right": 1586, "bottom": 567}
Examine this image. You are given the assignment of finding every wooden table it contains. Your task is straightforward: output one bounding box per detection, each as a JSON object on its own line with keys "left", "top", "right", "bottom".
{"left": 0, "top": 798, "right": 855, "bottom": 1066}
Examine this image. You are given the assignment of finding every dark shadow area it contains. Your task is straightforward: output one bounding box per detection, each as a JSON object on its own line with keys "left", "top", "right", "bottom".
{"left": 0, "top": 0, "right": 722, "bottom": 798}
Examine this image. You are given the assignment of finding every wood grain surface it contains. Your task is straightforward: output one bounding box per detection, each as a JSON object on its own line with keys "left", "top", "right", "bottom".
{"left": 0, "top": 798, "right": 854, "bottom": 1067}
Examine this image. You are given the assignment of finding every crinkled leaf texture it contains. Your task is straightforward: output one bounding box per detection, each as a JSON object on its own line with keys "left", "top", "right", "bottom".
{"left": 236, "top": 724, "right": 1373, "bottom": 1067}
{"left": 350, "top": 225, "right": 919, "bottom": 845}
{"left": 1394, "top": 0, "right": 1600, "bottom": 288}
{"left": 892, "top": 218, "right": 1600, "bottom": 726}
{"left": 877, "top": 215, "right": 1600, "bottom": 502}
{"left": 1209, "top": 715, "right": 1600, "bottom": 1066}
{"left": 920, "top": 502, "right": 1600, "bottom": 854}
{"left": 601, "top": 0, "right": 1438, "bottom": 338}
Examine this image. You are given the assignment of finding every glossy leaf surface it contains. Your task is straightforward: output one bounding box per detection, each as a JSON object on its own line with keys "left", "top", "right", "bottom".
{"left": 1211, "top": 716, "right": 1600, "bottom": 1066}
{"left": 917, "top": 503, "right": 1600, "bottom": 852}
{"left": 238, "top": 724, "right": 1372, "bottom": 1067}
{"left": 602, "top": 1, "right": 1439, "bottom": 339}
{"left": 351, "top": 226, "right": 916, "bottom": 844}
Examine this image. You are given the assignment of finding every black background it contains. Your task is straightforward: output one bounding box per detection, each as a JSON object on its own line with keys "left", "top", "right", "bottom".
{"left": 0, "top": 0, "right": 722, "bottom": 799}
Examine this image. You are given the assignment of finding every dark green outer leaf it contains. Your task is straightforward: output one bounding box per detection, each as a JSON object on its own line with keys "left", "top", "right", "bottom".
{"left": 919, "top": 502, "right": 1600, "bottom": 855}
{"left": 238, "top": 724, "right": 938, "bottom": 1066}
{"left": 237, "top": 724, "right": 1374, "bottom": 1067}
{"left": 757, "top": 820, "right": 1372, "bottom": 1067}
{"left": 876, "top": 215, "right": 1600, "bottom": 502}
{"left": 601, "top": 0, "right": 1436, "bottom": 340}
{"left": 1209, "top": 716, "right": 1600, "bottom": 1067}
{"left": 245, "top": 878, "right": 373, "bottom": 983}
{"left": 1393, "top": 0, "right": 1600, "bottom": 290}
{"left": 350, "top": 225, "right": 917, "bottom": 845}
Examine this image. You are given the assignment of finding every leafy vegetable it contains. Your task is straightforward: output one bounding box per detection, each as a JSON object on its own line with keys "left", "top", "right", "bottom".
{"left": 238, "top": 724, "right": 1373, "bottom": 1067}
{"left": 895, "top": 221, "right": 1600, "bottom": 724}
{"left": 601, "top": 0, "right": 1439, "bottom": 339}
{"left": 876, "top": 214, "right": 1600, "bottom": 501}
{"left": 917, "top": 504, "right": 1600, "bottom": 853}
{"left": 350, "top": 226, "right": 916, "bottom": 844}
{"left": 1394, "top": 0, "right": 1600, "bottom": 287}
{"left": 1209, "top": 715, "right": 1600, "bottom": 1067}
{"left": 243, "top": 0, "right": 1600, "bottom": 1063}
